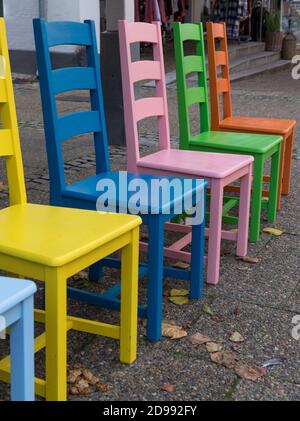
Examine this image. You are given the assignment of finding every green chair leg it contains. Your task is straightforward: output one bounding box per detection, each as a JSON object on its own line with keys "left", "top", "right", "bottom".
{"left": 250, "top": 155, "right": 264, "bottom": 243}
{"left": 268, "top": 145, "right": 281, "bottom": 223}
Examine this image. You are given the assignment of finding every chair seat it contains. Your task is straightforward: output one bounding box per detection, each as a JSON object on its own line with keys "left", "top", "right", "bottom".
{"left": 0, "top": 204, "right": 141, "bottom": 267}
{"left": 190, "top": 130, "right": 282, "bottom": 154}
{"left": 63, "top": 172, "right": 206, "bottom": 214}
{"left": 220, "top": 116, "right": 296, "bottom": 136}
{"left": 0, "top": 278, "right": 37, "bottom": 314}
{"left": 137, "top": 149, "right": 253, "bottom": 179}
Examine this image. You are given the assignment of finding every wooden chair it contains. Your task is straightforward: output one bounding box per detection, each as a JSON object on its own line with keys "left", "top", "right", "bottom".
{"left": 173, "top": 22, "right": 283, "bottom": 243}
{"left": 207, "top": 22, "right": 296, "bottom": 206}
{"left": 0, "top": 18, "right": 141, "bottom": 401}
{"left": 0, "top": 277, "right": 36, "bottom": 401}
{"left": 119, "top": 20, "right": 254, "bottom": 285}
{"left": 33, "top": 18, "right": 207, "bottom": 342}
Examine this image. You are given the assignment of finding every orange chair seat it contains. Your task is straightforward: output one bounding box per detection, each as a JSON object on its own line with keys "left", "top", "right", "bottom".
{"left": 220, "top": 116, "right": 296, "bottom": 136}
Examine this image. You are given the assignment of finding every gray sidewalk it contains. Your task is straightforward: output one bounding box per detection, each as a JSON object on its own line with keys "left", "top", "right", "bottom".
{"left": 0, "top": 67, "right": 299, "bottom": 401}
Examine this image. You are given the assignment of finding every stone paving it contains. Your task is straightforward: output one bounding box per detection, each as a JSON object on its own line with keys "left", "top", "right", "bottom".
{"left": 0, "top": 67, "right": 299, "bottom": 401}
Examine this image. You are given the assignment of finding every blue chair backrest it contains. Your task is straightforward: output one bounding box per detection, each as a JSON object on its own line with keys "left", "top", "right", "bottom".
{"left": 33, "top": 19, "right": 110, "bottom": 205}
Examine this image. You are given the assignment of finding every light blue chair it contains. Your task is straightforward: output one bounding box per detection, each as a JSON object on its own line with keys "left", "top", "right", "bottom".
{"left": 0, "top": 277, "right": 36, "bottom": 401}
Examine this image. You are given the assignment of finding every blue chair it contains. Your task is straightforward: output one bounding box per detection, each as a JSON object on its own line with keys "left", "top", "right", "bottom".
{"left": 0, "top": 277, "right": 36, "bottom": 401}
{"left": 33, "top": 19, "right": 207, "bottom": 341}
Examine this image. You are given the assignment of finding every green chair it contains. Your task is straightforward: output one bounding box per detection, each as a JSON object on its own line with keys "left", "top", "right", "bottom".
{"left": 173, "top": 22, "right": 283, "bottom": 242}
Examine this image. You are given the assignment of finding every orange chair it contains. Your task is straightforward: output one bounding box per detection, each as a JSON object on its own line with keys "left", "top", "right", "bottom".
{"left": 207, "top": 22, "right": 296, "bottom": 208}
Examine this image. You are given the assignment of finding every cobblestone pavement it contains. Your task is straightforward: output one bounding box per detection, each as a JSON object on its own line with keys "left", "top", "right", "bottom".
{"left": 0, "top": 67, "right": 299, "bottom": 401}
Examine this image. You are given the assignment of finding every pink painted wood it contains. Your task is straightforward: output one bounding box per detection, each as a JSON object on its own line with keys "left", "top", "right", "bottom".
{"left": 118, "top": 20, "right": 254, "bottom": 285}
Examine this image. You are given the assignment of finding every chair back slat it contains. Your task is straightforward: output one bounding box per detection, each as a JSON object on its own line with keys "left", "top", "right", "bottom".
{"left": 33, "top": 18, "right": 110, "bottom": 206}
{"left": 57, "top": 111, "right": 101, "bottom": 142}
{"left": 0, "top": 18, "right": 27, "bottom": 205}
{"left": 46, "top": 21, "right": 92, "bottom": 47}
{"left": 206, "top": 22, "right": 233, "bottom": 130}
{"left": 118, "top": 20, "right": 171, "bottom": 172}
{"left": 52, "top": 67, "right": 96, "bottom": 95}
{"left": 173, "top": 22, "right": 210, "bottom": 148}
{"left": 131, "top": 61, "right": 161, "bottom": 83}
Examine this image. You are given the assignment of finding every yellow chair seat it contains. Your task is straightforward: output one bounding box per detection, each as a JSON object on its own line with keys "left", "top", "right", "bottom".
{"left": 0, "top": 204, "right": 141, "bottom": 267}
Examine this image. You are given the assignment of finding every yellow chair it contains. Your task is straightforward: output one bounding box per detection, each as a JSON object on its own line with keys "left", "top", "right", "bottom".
{"left": 0, "top": 18, "right": 141, "bottom": 401}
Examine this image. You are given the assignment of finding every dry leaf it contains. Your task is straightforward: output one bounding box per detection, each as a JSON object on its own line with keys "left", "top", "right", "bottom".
{"left": 206, "top": 342, "right": 223, "bottom": 353}
{"left": 211, "top": 314, "right": 224, "bottom": 323}
{"left": 161, "top": 383, "right": 175, "bottom": 393}
{"left": 172, "top": 262, "right": 190, "bottom": 270}
{"left": 229, "top": 332, "right": 245, "bottom": 343}
{"left": 263, "top": 227, "right": 284, "bottom": 236}
{"left": 67, "top": 369, "right": 82, "bottom": 384}
{"left": 203, "top": 304, "right": 214, "bottom": 316}
{"left": 162, "top": 322, "right": 187, "bottom": 340}
{"left": 70, "top": 386, "right": 80, "bottom": 395}
{"left": 170, "top": 289, "right": 189, "bottom": 297}
{"left": 235, "top": 365, "right": 267, "bottom": 381}
{"left": 169, "top": 296, "right": 189, "bottom": 305}
{"left": 82, "top": 369, "right": 99, "bottom": 386}
{"left": 187, "top": 333, "right": 211, "bottom": 345}
{"left": 210, "top": 351, "right": 239, "bottom": 369}
{"left": 96, "top": 383, "right": 109, "bottom": 393}
{"left": 76, "top": 378, "right": 91, "bottom": 395}
{"left": 236, "top": 256, "right": 259, "bottom": 264}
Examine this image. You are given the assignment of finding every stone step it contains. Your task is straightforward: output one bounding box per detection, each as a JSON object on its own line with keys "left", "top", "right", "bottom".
{"left": 230, "top": 51, "right": 281, "bottom": 74}
{"left": 230, "top": 60, "right": 291, "bottom": 82}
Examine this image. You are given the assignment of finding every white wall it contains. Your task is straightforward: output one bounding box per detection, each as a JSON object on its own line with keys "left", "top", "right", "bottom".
{"left": 3, "top": 0, "right": 100, "bottom": 53}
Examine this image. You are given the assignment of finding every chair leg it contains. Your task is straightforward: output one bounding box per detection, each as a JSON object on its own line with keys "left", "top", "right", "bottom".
{"left": 10, "top": 296, "right": 35, "bottom": 401}
{"left": 237, "top": 164, "right": 252, "bottom": 256}
{"left": 190, "top": 196, "right": 206, "bottom": 299}
{"left": 276, "top": 139, "right": 285, "bottom": 210}
{"left": 207, "top": 179, "right": 223, "bottom": 285}
{"left": 250, "top": 155, "right": 264, "bottom": 243}
{"left": 146, "top": 217, "right": 165, "bottom": 341}
{"left": 120, "top": 227, "right": 139, "bottom": 364}
{"left": 282, "top": 130, "right": 295, "bottom": 196}
{"left": 268, "top": 145, "right": 281, "bottom": 223}
{"left": 45, "top": 267, "right": 67, "bottom": 401}
{"left": 88, "top": 262, "right": 104, "bottom": 283}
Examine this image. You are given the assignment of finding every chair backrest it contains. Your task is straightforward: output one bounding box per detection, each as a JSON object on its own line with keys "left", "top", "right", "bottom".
{"left": 206, "top": 22, "right": 233, "bottom": 130}
{"left": 173, "top": 22, "right": 210, "bottom": 148}
{"left": 33, "top": 19, "right": 110, "bottom": 206}
{"left": 0, "top": 18, "right": 27, "bottom": 206}
{"left": 118, "top": 21, "right": 170, "bottom": 172}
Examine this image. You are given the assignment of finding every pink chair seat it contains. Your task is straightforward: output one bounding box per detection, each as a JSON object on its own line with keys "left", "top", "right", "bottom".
{"left": 138, "top": 149, "right": 253, "bottom": 179}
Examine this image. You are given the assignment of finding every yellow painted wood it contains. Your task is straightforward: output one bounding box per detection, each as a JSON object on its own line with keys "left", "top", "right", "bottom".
{"left": 0, "top": 18, "right": 142, "bottom": 401}
{"left": 120, "top": 227, "right": 140, "bottom": 364}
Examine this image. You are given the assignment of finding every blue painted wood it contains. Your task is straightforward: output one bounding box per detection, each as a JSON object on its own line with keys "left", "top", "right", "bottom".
{"left": 45, "top": 21, "right": 92, "bottom": 47}
{"left": 52, "top": 67, "right": 97, "bottom": 95}
{"left": 57, "top": 111, "right": 101, "bottom": 142}
{"left": 33, "top": 18, "right": 207, "bottom": 341}
{"left": 0, "top": 277, "right": 36, "bottom": 401}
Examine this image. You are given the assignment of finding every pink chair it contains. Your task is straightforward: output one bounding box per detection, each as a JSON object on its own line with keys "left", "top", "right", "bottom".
{"left": 118, "top": 20, "right": 254, "bottom": 285}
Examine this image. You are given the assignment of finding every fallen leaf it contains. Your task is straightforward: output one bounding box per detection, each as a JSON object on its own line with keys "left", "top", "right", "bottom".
{"left": 203, "top": 304, "right": 214, "bottom": 316}
{"left": 169, "top": 296, "right": 189, "bottom": 305}
{"left": 235, "top": 365, "right": 267, "bottom": 381}
{"left": 210, "top": 351, "right": 239, "bottom": 369}
{"left": 236, "top": 256, "right": 259, "bottom": 264}
{"left": 170, "top": 289, "right": 189, "bottom": 297}
{"left": 76, "top": 378, "right": 91, "bottom": 395}
{"left": 187, "top": 333, "right": 211, "bottom": 345}
{"left": 206, "top": 342, "right": 223, "bottom": 353}
{"left": 229, "top": 332, "right": 245, "bottom": 343}
{"left": 96, "top": 383, "right": 109, "bottom": 393}
{"left": 67, "top": 369, "right": 82, "bottom": 384}
{"left": 82, "top": 369, "right": 99, "bottom": 386}
{"left": 162, "top": 322, "right": 187, "bottom": 340}
{"left": 237, "top": 266, "right": 251, "bottom": 271}
{"left": 263, "top": 227, "right": 284, "bottom": 236}
{"left": 70, "top": 386, "right": 80, "bottom": 395}
{"left": 172, "top": 262, "right": 190, "bottom": 270}
{"left": 161, "top": 383, "right": 175, "bottom": 393}
{"left": 211, "top": 314, "right": 224, "bottom": 323}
